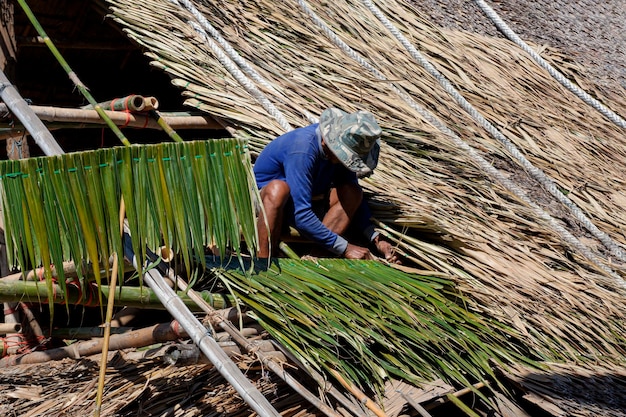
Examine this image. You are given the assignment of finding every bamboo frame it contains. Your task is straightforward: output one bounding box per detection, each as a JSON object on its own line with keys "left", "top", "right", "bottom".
{"left": 0, "top": 104, "right": 222, "bottom": 139}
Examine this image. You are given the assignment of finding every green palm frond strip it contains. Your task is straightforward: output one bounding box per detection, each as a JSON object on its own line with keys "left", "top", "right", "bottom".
{"left": 0, "top": 139, "right": 259, "bottom": 302}
{"left": 212, "top": 258, "right": 541, "bottom": 397}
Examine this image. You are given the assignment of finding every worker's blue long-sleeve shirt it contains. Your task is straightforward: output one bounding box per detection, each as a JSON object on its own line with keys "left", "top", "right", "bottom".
{"left": 254, "top": 124, "right": 375, "bottom": 254}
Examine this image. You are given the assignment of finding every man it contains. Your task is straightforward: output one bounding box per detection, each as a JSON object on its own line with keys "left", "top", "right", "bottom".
{"left": 254, "top": 107, "right": 399, "bottom": 262}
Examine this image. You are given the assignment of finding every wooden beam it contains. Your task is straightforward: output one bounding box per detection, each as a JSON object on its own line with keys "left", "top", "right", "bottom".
{"left": 0, "top": 104, "right": 224, "bottom": 140}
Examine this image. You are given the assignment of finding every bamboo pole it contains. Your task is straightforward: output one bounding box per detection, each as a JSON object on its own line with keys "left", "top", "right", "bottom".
{"left": 0, "top": 321, "right": 187, "bottom": 366}
{"left": 123, "top": 233, "right": 282, "bottom": 417}
{"left": 0, "top": 69, "right": 64, "bottom": 155}
{"left": 0, "top": 323, "right": 21, "bottom": 334}
{"left": 0, "top": 279, "right": 234, "bottom": 310}
{"left": 0, "top": 104, "right": 222, "bottom": 136}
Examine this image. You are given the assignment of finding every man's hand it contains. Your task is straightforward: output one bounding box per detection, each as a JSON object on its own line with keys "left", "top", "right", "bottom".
{"left": 373, "top": 235, "right": 401, "bottom": 264}
{"left": 344, "top": 243, "right": 375, "bottom": 260}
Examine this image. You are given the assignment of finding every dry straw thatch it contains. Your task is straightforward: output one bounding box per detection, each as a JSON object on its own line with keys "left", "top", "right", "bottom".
{"left": 106, "top": 0, "right": 626, "bottom": 367}
{"left": 0, "top": 353, "right": 319, "bottom": 417}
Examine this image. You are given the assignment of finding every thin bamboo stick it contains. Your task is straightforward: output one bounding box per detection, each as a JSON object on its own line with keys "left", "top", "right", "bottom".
{"left": 328, "top": 369, "right": 388, "bottom": 417}
{"left": 399, "top": 392, "right": 433, "bottom": 417}
{"left": 148, "top": 109, "right": 185, "bottom": 142}
{"left": 95, "top": 198, "right": 126, "bottom": 417}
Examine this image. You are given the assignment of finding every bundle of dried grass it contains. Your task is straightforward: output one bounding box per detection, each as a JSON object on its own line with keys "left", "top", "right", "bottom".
{"left": 107, "top": 0, "right": 626, "bottom": 373}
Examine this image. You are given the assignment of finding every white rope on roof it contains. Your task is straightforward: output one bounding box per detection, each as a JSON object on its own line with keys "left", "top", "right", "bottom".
{"left": 474, "top": 0, "right": 626, "bottom": 130}
{"left": 357, "top": 0, "right": 626, "bottom": 266}
{"left": 294, "top": 0, "right": 625, "bottom": 287}
{"left": 168, "top": 0, "right": 293, "bottom": 133}
{"left": 170, "top": 0, "right": 317, "bottom": 125}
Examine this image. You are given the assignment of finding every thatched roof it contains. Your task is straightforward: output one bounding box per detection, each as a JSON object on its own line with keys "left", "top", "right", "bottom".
{"left": 2, "top": 0, "right": 626, "bottom": 415}
{"left": 106, "top": 0, "right": 626, "bottom": 356}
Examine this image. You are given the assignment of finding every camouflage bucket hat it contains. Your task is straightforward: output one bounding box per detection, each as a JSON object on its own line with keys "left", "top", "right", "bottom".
{"left": 319, "top": 108, "right": 382, "bottom": 177}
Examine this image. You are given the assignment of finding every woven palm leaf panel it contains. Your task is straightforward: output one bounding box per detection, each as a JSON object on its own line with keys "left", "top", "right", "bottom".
{"left": 0, "top": 139, "right": 258, "bottom": 291}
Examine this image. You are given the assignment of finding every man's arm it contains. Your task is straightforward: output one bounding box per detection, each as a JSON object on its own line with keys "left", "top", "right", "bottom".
{"left": 285, "top": 151, "right": 347, "bottom": 254}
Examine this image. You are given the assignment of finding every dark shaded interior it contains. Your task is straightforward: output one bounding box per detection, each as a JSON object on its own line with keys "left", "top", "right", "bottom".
{"left": 5, "top": 0, "right": 222, "bottom": 156}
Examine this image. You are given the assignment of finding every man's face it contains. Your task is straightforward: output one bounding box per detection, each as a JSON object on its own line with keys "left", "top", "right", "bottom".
{"left": 321, "top": 139, "right": 341, "bottom": 164}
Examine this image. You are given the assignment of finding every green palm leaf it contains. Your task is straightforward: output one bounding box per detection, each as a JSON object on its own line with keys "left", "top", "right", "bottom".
{"left": 211, "top": 258, "right": 539, "bottom": 398}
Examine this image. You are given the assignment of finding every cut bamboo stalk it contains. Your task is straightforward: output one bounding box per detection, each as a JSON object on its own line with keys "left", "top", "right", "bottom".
{"left": 0, "top": 321, "right": 187, "bottom": 366}
{"left": 145, "top": 96, "right": 158, "bottom": 111}
{"left": 82, "top": 95, "right": 159, "bottom": 112}
{"left": 0, "top": 322, "right": 21, "bottom": 334}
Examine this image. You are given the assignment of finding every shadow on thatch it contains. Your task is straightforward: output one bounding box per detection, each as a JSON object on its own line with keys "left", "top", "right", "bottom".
{"left": 501, "top": 362, "right": 626, "bottom": 417}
